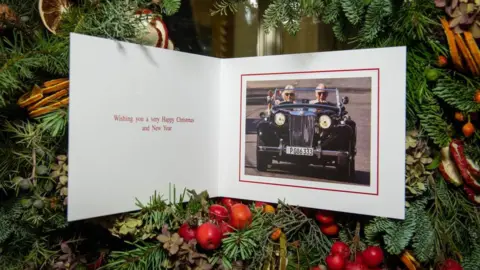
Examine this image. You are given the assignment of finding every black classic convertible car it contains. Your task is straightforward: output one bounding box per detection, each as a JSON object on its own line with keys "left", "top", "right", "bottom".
{"left": 256, "top": 87, "right": 357, "bottom": 181}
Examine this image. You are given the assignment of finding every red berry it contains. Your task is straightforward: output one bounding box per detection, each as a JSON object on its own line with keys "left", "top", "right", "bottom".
{"left": 219, "top": 220, "right": 234, "bottom": 238}
{"left": 320, "top": 223, "right": 339, "bottom": 236}
{"left": 330, "top": 241, "right": 350, "bottom": 260}
{"left": 220, "top": 197, "right": 238, "bottom": 211}
{"left": 354, "top": 252, "right": 364, "bottom": 264}
{"left": 325, "top": 254, "right": 345, "bottom": 270}
{"left": 255, "top": 201, "right": 266, "bottom": 208}
{"left": 474, "top": 90, "right": 480, "bottom": 103}
{"left": 315, "top": 210, "right": 335, "bottom": 224}
{"left": 361, "top": 246, "right": 384, "bottom": 267}
{"left": 345, "top": 261, "right": 369, "bottom": 270}
{"left": 196, "top": 222, "right": 222, "bottom": 250}
{"left": 438, "top": 259, "right": 463, "bottom": 270}
{"left": 208, "top": 204, "right": 229, "bottom": 222}
{"left": 178, "top": 223, "right": 196, "bottom": 242}
{"left": 437, "top": 55, "right": 448, "bottom": 67}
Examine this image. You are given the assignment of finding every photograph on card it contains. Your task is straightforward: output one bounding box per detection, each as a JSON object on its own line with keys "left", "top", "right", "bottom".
{"left": 242, "top": 75, "right": 373, "bottom": 189}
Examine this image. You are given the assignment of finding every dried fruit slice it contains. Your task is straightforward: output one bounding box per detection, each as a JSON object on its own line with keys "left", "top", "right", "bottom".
{"left": 29, "top": 97, "right": 69, "bottom": 118}
{"left": 39, "top": 0, "right": 70, "bottom": 34}
{"left": 464, "top": 185, "right": 480, "bottom": 205}
{"left": 441, "top": 17, "right": 464, "bottom": 71}
{"left": 43, "top": 78, "right": 68, "bottom": 88}
{"left": 28, "top": 89, "right": 68, "bottom": 111}
{"left": 467, "top": 158, "right": 480, "bottom": 177}
{"left": 464, "top": 32, "right": 480, "bottom": 70}
{"left": 439, "top": 146, "right": 463, "bottom": 187}
{"left": 17, "top": 85, "right": 44, "bottom": 108}
{"left": 455, "top": 33, "right": 480, "bottom": 75}
{"left": 167, "top": 39, "right": 175, "bottom": 50}
{"left": 42, "top": 80, "right": 69, "bottom": 94}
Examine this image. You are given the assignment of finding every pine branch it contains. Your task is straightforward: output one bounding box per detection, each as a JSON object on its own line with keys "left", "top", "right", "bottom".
{"left": 210, "top": 0, "right": 246, "bottom": 16}
{"left": 101, "top": 241, "right": 166, "bottom": 270}
{"left": 355, "top": 0, "right": 393, "bottom": 45}
{"left": 340, "top": 0, "right": 365, "bottom": 25}
{"left": 322, "top": 0, "right": 342, "bottom": 25}
{"left": 417, "top": 91, "right": 453, "bottom": 148}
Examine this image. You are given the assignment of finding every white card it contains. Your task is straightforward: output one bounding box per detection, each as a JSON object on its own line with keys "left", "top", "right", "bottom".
{"left": 68, "top": 33, "right": 406, "bottom": 221}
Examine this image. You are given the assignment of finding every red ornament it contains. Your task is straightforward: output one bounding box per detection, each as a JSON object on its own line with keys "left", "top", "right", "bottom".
{"left": 178, "top": 223, "right": 196, "bottom": 242}
{"left": 361, "top": 246, "right": 384, "bottom": 267}
{"left": 320, "top": 223, "right": 339, "bottom": 236}
{"left": 438, "top": 259, "right": 463, "bottom": 270}
{"left": 209, "top": 204, "right": 229, "bottom": 222}
{"left": 345, "top": 261, "right": 369, "bottom": 270}
{"left": 229, "top": 203, "right": 252, "bottom": 229}
{"left": 134, "top": 8, "right": 171, "bottom": 49}
{"left": 315, "top": 210, "right": 335, "bottom": 224}
{"left": 325, "top": 254, "right": 346, "bottom": 270}
{"left": 195, "top": 222, "right": 222, "bottom": 250}
{"left": 330, "top": 241, "right": 350, "bottom": 260}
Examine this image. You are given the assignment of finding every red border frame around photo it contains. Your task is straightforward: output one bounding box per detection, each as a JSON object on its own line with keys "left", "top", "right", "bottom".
{"left": 238, "top": 68, "right": 380, "bottom": 196}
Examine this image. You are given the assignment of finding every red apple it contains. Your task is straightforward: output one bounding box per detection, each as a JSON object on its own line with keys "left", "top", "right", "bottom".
{"left": 330, "top": 241, "right": 350, "bottom": 260}
{"left": 178, "top": 223, "right": 196, "bottom": 242}
{"left": 325, "top": 254, "right": 346, "bottom": 270}
{"left": 315, "top": 210, "right": 335, "bottom": 224}
{"left": 362, "top": 246, "right": 384, "bottom": 267}
{"left": 229, "top": 203, "right": 252, "bottom": 229}
{"left": 209, "top": 204, "right": 229, "bottom": 222}
{"left": 196, "top": 222, "right": 222, "bottom": 250}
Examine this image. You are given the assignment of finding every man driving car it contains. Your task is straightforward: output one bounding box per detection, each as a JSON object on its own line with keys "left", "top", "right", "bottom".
{"left": 310, "top": 83, "right": 329, "bottom": 104}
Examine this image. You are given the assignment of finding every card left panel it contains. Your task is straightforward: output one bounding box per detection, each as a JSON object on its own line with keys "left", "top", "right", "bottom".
{"left": 67, "top": 33, "right": 221, "bottom": 221}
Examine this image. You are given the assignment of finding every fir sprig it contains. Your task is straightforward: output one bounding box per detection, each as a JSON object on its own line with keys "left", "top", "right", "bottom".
{"left": 100, "top": 241, "right": 167, "bottom": 270}
{"left": 432, "top": 76, "right": 480, "bottom": 113}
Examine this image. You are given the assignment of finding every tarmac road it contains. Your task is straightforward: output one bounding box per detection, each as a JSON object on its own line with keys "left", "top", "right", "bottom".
{"left": 243, "top": 89, "right": 372, "bottom": 186}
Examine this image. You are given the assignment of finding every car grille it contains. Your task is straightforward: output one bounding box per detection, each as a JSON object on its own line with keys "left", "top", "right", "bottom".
{"left": 289, "top": 115, "right": 316, "bottom": 147}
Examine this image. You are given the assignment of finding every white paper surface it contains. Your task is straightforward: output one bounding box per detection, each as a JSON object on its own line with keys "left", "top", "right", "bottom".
{"left": 68, "top": 34, "right": 406, "bottom": 221}
{"left": 218, "top": 48, "right": 406, "bottom": 219}
{"left": 68, "top": 33, "right": 220, "bottom": 221}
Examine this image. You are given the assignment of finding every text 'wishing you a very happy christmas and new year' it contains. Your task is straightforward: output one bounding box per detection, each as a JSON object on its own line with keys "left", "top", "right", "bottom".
{"left": 113, "top": 115, "right": 195, "bottom": 132}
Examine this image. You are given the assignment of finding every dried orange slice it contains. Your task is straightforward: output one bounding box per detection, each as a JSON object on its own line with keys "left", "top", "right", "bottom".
{"left": 43, "top": 78, "right": 68, "bottom": 87}
{"left": 29, "top": 97, "right": 69, "bottom": 118}
{"left": 42, "top": 80, "right": 69, "bottom": 94}
{"left": 28, "top": 89, "right": 68, "bottom": 111}
{"left": 18, "top": 85, "right": 43, "bottom": 108}
{"left": 39, "top": 0, "right": 70, "bottom": 34}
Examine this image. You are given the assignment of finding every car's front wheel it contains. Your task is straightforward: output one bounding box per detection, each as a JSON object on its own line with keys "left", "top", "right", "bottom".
{"left": 256, "top": 137, "right": 271, "bottom": 172}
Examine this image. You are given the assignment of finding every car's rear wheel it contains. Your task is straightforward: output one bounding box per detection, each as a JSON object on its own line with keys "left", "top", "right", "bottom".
{"left": 256, "top": 136, "right": 270, "bottom": 172}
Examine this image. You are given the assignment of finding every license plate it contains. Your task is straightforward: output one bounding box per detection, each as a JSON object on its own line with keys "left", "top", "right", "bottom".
{"left": 286, "top": 146, "right": 314, "bottom": 156}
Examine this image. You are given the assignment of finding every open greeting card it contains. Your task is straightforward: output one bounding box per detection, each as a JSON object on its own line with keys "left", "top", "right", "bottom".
{"left": 67, "top": 33, "right": 407, "bottom": 221}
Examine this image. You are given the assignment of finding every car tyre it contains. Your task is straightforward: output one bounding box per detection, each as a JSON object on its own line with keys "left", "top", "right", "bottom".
{"left": 256, "top": 136, "right": 270, "bottom": 172}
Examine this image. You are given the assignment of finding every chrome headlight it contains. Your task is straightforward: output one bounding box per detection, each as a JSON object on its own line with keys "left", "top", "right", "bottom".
{"left": 274, "top": 113, "right": 286, "bottom": 126}
{"left": 319, "top": 115, "right": 332, "bottom": 129}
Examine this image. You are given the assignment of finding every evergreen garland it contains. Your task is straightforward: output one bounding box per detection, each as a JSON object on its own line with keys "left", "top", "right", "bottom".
{"left": 0, "top": 0, "right": 480, "bottom": 269}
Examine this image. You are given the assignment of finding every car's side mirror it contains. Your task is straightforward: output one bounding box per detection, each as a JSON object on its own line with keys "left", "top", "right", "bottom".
{"left": 259, "top": 112, "right": 266, "bottom": 118}
{"left": 342, "top": 96, "right": 349, "bottom": 105}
